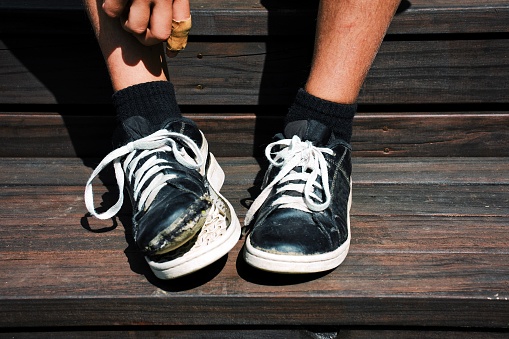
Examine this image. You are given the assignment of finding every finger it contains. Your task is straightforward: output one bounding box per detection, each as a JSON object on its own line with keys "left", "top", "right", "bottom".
{"left": 121, "top": 0, "right": 151, "bottom": 36}
{"left": 143, "top": 1, "right": 173, "bottom": 43}
{"left": 166, "top": 0, "right": 191, "bottom": 57}
{"left": 166, "top": 16, "right": 192, "bottom": 57}
{"left": 102, "top": 0, "right": 129, "bottom": 18}
{"left": 172, "top": 0, "right": 191, "bottom": 21}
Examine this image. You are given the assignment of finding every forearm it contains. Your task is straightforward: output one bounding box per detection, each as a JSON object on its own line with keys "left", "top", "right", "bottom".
{"left": 83, "top": 0, "right": 168, "bottom": 92}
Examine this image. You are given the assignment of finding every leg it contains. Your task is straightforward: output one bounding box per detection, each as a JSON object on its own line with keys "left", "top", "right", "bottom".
{"left": 83, "top": 0, "right": 241, "bottom": 279}
{"left": 243, "top": 0, "right": 400, "bottom": 274}
{"left": 306, "top": 0, "right": 401, "bottom": 104}
{"left": 83, "top": 0, "right": 182, "bottom": 130}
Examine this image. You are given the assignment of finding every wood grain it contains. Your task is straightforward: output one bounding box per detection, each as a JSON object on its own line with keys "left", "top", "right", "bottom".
{"left": 1, "top": 0, "right": 509, "bottom": 334}
{"left": 169, "top": 39, "right": 509, "bottom": 105}
{"left": 2, "top": 157, "right": 509, "bottom": 186}
{"left": 1, "top": 0, "right": 508, "bottom": 35}
{"left": 1, "top": 329, "right": 507, "bottom": 339}
{"left": 0, "top": 157, "right": 508, "bottom": 328}
{"left": 1, "top": 37, "right": 508, "bottom": 105}
{"left": 0, "top": 112, "right": 507, "bottom": 157}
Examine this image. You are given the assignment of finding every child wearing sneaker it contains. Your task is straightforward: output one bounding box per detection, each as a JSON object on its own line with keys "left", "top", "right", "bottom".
{"left": 83, "top": 0, "right": 399, "bottom": 278}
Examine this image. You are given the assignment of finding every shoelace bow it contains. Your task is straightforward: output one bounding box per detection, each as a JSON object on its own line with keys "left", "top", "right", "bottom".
{"left": 244, "top": 135, "right": 333, "bottom": 225}
{"left": 85, "top": 129, "right": 204, "bottom": 220}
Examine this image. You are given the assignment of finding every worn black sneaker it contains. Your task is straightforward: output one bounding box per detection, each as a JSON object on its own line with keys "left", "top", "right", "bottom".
{"left": 85, "top": 117, "right": 240, "bottom": 279}
{"left": 243, "top": 119, "right": 352, "bottom": 273}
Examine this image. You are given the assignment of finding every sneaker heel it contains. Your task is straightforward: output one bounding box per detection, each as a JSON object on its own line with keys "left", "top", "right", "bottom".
{"left": 206, "top": 153, "right": 225, "bottom": 192}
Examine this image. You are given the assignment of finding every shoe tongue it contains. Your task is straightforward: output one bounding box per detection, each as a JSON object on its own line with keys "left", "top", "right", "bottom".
{"left": 113, "top": 116, "right": 202, "bottom": 148}
{"left": 113, "top": 116, "right": 157, "bottom": 148}
{"left": 284, "top": 120, "right": 333, "bottom": 146}
{"left": 163, "top": 118, "right": 202, "bottom": 147}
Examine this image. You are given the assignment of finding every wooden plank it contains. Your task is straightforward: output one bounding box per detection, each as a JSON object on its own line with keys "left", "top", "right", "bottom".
{"left": 2, "top": 328, "right": 508, "bottom": 339}
{"left": 0, "top": 37, "right": 113, "bottom": 105}
{"left": 1, "top": 177, "right": 508, "bottom": 224}
{"left": 0, "top": 329, "right": 334, "bottom": 339}
{"left": 353, "top": 113, "right": 509, "bottom": 157}
{"left": 0, "top": 250, "right": 508, "bottom": 327}
{"left": 171, "top": 39, "right": 509, "bottom": 105}
{"left": 336, "top": 329, "right": 509, "bottom": 339}
{"left": 1, "top": 157, "right": 509, "bottom": 186}
{"left": 1, "top": 37, "right": 508, "bottom": 105}
{"left": 1, "top": 191, "right": 508, "bottom": 254}
{"left": 0, "top": 157, "right": 508, "bottom": 327}
{"left": 2, "top": 295, "right": 507, "bottom": 328}
{"left": 1, "top": 0, "right": 508, "bottom": 35}
{"left": 0, "top": 112, "right": 507, "bottom": 158}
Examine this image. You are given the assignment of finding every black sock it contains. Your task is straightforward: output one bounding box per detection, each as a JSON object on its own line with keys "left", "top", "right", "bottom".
{"left": 285, "top": 88, "right": 356, "bottom": 143}
{"left": 112, "top": 81, "right": 183, "bottom": 128}
{"left": 111, "top": 81, "right": 197, "bottom": 147}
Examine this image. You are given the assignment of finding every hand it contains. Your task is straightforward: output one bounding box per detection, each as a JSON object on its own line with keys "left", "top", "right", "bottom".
{"left": 102, "top": 0, "right": 191, "bottom": 46}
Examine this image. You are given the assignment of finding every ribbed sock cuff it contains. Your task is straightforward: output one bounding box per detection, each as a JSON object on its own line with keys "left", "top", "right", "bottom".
{"left": 286, "top": 88, "right": 357, "bottom": 143}
{"left": 112, "top": 81, "right": 182, "bottom": 128}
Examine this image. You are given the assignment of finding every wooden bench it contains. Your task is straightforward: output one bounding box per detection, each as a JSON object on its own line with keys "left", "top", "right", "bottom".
{"left": 0, "top": 0, "right": 508, "bottom": 337}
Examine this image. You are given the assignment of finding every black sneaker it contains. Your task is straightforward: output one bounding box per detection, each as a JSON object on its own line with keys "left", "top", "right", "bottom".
{"left": 85, "top": 117, "right": 241, "bottom": 279}
{"left": 243, "top": 119, "right": 352, "bottom": 273}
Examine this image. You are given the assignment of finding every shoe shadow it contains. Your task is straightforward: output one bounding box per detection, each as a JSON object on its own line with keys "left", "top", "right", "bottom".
{"left": 80, "top": 176, "right": 226, "bottom": 290}
{"left": 122, "top": 227, "right": 228, "bottom": 291}
{"left": 80, "top": 159, "right": 124, "bottom": 233}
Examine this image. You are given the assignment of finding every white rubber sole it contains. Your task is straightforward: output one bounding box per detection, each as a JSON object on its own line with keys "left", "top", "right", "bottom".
{"left": 146, "top": 152, "right": 241, "bottom": 279}
{"left": 243, "top": 182, "right": 352, "bottom": 274}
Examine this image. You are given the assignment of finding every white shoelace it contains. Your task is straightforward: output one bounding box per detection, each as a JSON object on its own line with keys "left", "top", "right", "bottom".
{"left": 85, "top": 129, "right": 204, "bottom": 220}
{"left": 244, "top": 135, "right": 333, "bottom": 225}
